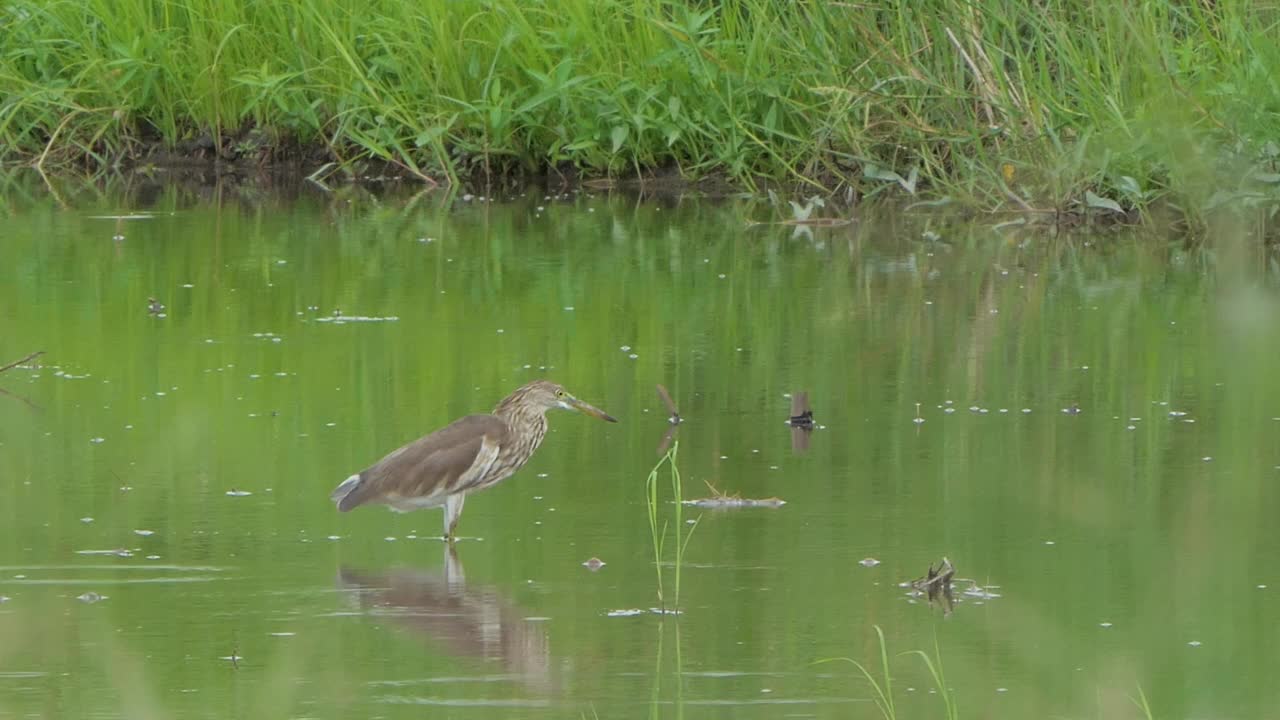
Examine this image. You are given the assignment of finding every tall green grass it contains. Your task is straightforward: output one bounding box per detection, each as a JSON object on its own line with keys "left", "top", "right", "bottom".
{"left": 816, "top": 627, "right": 957, "bottom": 720}
{"left": 3, "top": 1, "right": 1280, "bottom": 213}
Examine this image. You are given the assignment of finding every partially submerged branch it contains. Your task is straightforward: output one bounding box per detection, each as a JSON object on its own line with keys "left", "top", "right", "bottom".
{"left": 0, "top": 351, "right": 44, "bottom": 375}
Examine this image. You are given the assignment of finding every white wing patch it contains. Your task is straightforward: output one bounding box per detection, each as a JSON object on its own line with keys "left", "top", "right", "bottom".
{"left": 455, "top": 433, "right": 501, "bottom": 493}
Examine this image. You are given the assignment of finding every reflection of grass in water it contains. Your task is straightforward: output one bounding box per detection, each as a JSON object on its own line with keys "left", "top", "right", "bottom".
{"left": 1131, "top": 685, "right": 1155, "bottom": 720}
{"left": 645, "top": 441, "right": 699, "bottom": 612}
{"left": 0, "top": 608, "right": 310, "bottom": 719}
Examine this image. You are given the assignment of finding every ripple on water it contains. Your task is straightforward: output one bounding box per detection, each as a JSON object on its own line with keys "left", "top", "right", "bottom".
{"left": 1, "top": 563, "right": 227, "bottom": 586}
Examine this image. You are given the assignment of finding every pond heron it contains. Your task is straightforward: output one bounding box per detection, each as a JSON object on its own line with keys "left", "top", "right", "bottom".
{"left": 331, "top": 380, "right": 617, "bottom": 539}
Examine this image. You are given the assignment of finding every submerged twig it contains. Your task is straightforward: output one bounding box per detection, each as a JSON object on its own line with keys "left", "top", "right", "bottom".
{"left": 0, "top": 351, "right": 44, "bottom": 375}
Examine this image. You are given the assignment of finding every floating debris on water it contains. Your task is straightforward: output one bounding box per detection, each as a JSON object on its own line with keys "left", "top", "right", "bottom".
{"left": 683, "top": 496, "right": 785, "bottom": 509}
{"left": 607, "top": 607, "right": 683, "bottom": 617}
{"left": 1062, "top": 404, "right": 1082, "bottom": 415}
{"left": 75, "top": 548, "right": 134, "bottom": 557}
{"left": 1188, "top": 640, "right": 1202, "bottom": 647}
{"left": 859, "top": 558, "right": 881, "bottom": 567}
{"left": 89, "top": 437, "right": 105, "bottom": 444}
{"left": 80, "top": 517, "right": 93, "bottom": 524}
{"left": 908, "top": 558, "right": 957, "bottom": 615}
{"left": 225, "top": 489, "right": 253, "bottom": 497}
{"left": 582, "top": 557, "right": 606, "bottom": 571}
{"left": 683, "top": 481, "right": 786, "bottom": 509}
{"left": 269, "top": 632, "right": 296, "bottom": 637}
{"left": 788, "top": 392, "right": 814, "bottom": 427}
{"left": 134, "top": 530, "right": 155, "bottom": 537}
{"left": 88, "top": 213, "right": 162, "bottom": 222}
{"left": 904, "top": 558, "right": 1001, "bottom": 615}
{"left": 76, "top": 592, "right": 105, "bottom": 603}
{"left": 1099, "top": 622, "right": 1113, "bottom": 628}
{"left": 313, "top": 315, "right": 400, "bottom": 324}
{"left": 606, "top": 608, "right": 645, "bottom": 617}
{"left": 962, "top": 585, "right": 1002, "bottom": 599}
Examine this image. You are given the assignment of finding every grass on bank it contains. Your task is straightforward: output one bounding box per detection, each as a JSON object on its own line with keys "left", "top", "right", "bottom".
{"left": 3, "top": 0, "right": 1280, "bottom": 225}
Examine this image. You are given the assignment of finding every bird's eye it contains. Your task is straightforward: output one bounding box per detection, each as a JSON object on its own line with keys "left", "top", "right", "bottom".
{"left": 555, "top": 389, "right": 565, "bottom": 397}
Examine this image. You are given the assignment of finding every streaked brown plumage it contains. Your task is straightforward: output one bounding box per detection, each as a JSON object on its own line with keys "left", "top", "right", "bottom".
{"left": 330, "top": 379, "right": 616, "bottom": 539}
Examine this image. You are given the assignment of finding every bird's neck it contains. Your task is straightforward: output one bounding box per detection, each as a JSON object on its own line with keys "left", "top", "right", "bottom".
{"left": 493, "top": 401, "right": 549, "bottom": 454}
{"left": 493, "top": 397, "right": 548, "bottom": 433}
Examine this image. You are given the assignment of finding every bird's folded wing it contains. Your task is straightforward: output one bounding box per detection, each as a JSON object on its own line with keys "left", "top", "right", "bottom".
{"left": 356, "top": 415, "right": 510, "bottom": 506}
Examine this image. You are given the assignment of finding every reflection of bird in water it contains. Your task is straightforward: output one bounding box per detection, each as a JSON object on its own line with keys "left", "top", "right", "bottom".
{"left": 337, "top": 545, "right": 553, "bottom": 694}
{"left": 331, "top": 380, "right": 617, "bottom": 540}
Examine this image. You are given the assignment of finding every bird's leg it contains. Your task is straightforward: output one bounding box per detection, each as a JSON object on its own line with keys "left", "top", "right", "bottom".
{"left": 443, "top": 494, "right": 466, "bottom": 541}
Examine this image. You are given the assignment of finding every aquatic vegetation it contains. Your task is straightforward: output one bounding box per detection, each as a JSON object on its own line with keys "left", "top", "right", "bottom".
{"left": 816, "top": 626, "right": 957, "bottom": 720}
{"left": 644, "top": 441, "right": 698, "bottom": 611}
{"left": 3, "top": 1, "right": 1280, "bottom": 225}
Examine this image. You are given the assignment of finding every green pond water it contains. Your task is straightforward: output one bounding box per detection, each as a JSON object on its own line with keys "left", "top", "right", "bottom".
{"left": 2, "top": 177, "right": 1280, "bottom": 719}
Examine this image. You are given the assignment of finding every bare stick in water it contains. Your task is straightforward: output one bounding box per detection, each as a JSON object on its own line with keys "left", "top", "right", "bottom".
{"left": 0, "top": 351, "right": 44, "bottom": 375}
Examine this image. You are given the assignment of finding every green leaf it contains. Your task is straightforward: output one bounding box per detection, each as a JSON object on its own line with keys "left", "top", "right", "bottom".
{"left": 901, "top": 166, "right": 919, "bottom": 195}
{"left": 1085, "top": 190, "right": 1123, "bottom": 213}
{"left": 610, "top": 125, "right": 629, "bottom": 153}
{"left": 414, "top": 127, "right": 446, "bottom": 147}
{"left": 1253, "top": 172, "right": 1280, "bottom": 184}
{"left": 863, "top": 164, "right": 904, "bottom": 184}
{"left": 1117, "top": 176, "right": 1142, "bottom": 197}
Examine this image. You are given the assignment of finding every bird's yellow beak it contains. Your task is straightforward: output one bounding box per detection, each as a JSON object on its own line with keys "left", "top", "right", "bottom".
{"left": 566, "top": 396, "right": 618, "bottom": 423}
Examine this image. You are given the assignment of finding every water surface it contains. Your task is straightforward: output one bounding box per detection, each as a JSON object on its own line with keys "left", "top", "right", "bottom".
{"left": 2, "top": 177, "right": 1279, "bottom": 718}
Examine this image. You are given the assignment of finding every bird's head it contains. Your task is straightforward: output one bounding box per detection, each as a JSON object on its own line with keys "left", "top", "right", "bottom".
{"left": 512, "top": 380, "right": 618, "bottom": 422}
